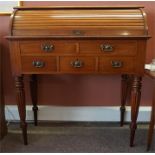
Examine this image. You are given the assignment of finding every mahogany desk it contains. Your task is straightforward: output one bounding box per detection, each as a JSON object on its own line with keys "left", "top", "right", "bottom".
{"left": 6, "top": 6, "right": 150, "bottom": 145}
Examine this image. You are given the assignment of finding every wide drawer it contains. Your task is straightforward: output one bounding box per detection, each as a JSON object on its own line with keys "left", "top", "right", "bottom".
{"left": 59, "top": 56, "right": 97, "bottom": 73}
{"left": 80, "top": 40, "right": 137, "bottom": 55}
{"left": 21, "top": 56, "right": 57, "bottom": 73}
{"left": 19, "top": 40, "right": 77, "bottom": 54}
{"left": 99, "top": 57, "right": 135, "bottom": 73}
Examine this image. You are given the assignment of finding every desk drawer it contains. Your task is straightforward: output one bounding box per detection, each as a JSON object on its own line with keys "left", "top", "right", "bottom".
{"left": 21, "top": 56, "right": 57, "bottom": 73}
{"left": 19, "top": 40, "right": 77, "bottom": 54}
{"left": 99, "top": 57, "right": 135, "bottom": 73}
{"left": 60, "top": 56, "right": 96, "bottom": 73}
{"left": 80, "top": 40, "right": 137, "bottom": 55}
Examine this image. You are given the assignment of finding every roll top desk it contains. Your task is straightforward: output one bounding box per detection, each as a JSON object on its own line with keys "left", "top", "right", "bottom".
{"left": 6, "top": 6, "right": 150, "bottom": 145}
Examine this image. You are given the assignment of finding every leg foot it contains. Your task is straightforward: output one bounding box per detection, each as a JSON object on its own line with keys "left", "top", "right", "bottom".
{"left": 21, "top": 122, "right": 28, "bottom": 145}
{"left": 130, "top": 122, "right": 137, "bottom": 147}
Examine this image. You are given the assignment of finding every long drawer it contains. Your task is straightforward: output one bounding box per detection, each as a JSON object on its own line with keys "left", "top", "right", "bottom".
{"left": 19, "top": 40, "right": 137, "bottom": 56}
{"left": 79, "top": 40, "right": 137, "bottom": 55}
{"left": 19, "top": 40, "right": 77, "bottom": 54}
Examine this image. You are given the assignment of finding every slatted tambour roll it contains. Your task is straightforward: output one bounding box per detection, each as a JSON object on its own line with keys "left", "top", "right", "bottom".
{"left": 11, "top": 6, "right": 148, "bottom": 37}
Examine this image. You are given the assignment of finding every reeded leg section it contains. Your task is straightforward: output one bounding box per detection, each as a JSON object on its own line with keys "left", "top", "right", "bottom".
{"left": 15, "top": 76, "right": 27, "bottom": 145}
{"left": 130, "top": 76, "right": 142, "bottom": 147}
{"left": 147, "top": 83, "right": 155, "bottom": 151}
{"left": 120, "top": 74, "right": 129, "bottom": 126}
{"left": 30, "top": 75, "right": 38, "bottom": 126}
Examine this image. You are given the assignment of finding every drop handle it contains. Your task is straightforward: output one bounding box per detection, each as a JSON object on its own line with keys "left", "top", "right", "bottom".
{"left": 100, "top": 44, "right": 113, "bottom": 52}
{"left": 111, "top": 61, "right": 123, "bottom": 68}
{"left": 41, "top": 44, "right": 54, "bottom": 52}
{"left": 70, "top": 59, "right": 84, "bottom": 68}
{"left": 32, "top": 61, "right": 45, "bottom": 68}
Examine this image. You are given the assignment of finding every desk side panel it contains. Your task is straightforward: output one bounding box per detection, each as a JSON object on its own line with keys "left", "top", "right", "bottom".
{"left": 135, "top": 40, "right": 147, "bottom": 75}
{"left": 9, "top": 41, "right": 22, "bottom": 76}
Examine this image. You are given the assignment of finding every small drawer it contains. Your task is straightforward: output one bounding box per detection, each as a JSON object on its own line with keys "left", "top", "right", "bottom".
{"left": 19, "top": 40, "right": 77, "bottom": 55}
{"left": 79, "top": 40, "right": 137, "bottom": 56}
{"left": 21, "top": 56, "right": 57, "bottom": 73}
{"left": 59, "top": 56, "right": 97, "bottom": 73}
{"left": 99, "top": 57, "right": 135, "bottom": 73}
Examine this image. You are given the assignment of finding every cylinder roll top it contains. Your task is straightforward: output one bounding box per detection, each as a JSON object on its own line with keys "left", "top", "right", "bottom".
{"left": 11, "top": 6, "right": 148, "bottom": 37}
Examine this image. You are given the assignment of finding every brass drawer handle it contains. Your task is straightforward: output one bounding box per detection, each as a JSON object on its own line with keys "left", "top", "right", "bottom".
{"left": 32, "top": 61, "right": 45, "bottom": 68}
{"left": 70, "top": 59, "right": 84, "bottom": 68}
{"left": 111, "top": 60, "right": 123, "bottom": 68}
{"left": 41, "top": 44, "right": 54, "bottom": 52}
{"left": 100, "top": 44, "right": 113, "bottom": 52}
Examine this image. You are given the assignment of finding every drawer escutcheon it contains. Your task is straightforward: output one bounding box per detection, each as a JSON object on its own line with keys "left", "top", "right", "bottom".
{"left": 70, "top": 59, "right": 84, "bottom": 68}
{"left": 111, "top": 60, "right": 123, "bottom": 68}
{"left": 72, "top": 30, "right": 84, "bottom": 36}
{"left": 41, "top": 44, "right": 54, "bottom": 52}
{"left": 100, "top": 44, "right": 113, "bottom": 52}
{"left": 32, "top": 61, "right": 45, "bottom": 68}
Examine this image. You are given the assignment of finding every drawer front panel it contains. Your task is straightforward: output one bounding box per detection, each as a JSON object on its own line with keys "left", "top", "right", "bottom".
{"left": 80, "top": 40, "right": 137, "bottom": 55}
{"left": 21, "top": 56, "right": 57, "bottom": 73}
{"left": 60, "top": 56, "right": 97, "bottom": 73}
{"left": 99, "top": 57, "right": 135, "bottom": 73}
{"left": 80, "top": 40, "right": 137, "bottom": 56}
{"left": 20, "top": 40, "right": 77, "bottom": 54}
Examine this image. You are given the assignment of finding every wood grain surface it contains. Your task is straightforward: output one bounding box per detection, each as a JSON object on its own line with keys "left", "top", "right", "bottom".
{"left": 10, "top": 7, "right": 148, "bottom": 36}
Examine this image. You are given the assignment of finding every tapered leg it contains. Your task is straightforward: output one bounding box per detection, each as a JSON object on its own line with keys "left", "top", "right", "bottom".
{"left": 120, "top": 74, "right": 129, "bottom": 126}
{"left": 147, "top": 81, "right": 155, "bottom": 151}
{"left": 15, "top": 76, "right": 27, "bottom": 145}
{"left": 130, "top": 76, "right": 142, "bottom": 147}
{"left": 30, "top": 75, "right": 38, "bottom": 126}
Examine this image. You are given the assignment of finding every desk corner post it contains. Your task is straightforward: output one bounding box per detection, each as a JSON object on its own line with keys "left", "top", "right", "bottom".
{"left": 130, "top": 75, "right": 142, "bottom": 147}
{"left": 15, "top": 75, "right": 28, "bottom": 145}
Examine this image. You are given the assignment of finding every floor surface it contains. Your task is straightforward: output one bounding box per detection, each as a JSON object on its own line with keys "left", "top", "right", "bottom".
{"left": 0, "top": 122, "right": 155, "bottom": 153}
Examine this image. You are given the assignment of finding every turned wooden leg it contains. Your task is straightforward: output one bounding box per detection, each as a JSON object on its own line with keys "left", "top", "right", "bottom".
{"left": 30, "top": 75, "right": 38, "bottom": 126}
{"left": 130, "top": 76, "right": 142, "bottom": 147}
{"left": 15, "top": 76, "right": 27, "bottom": 145}
{"left": 147, "top": 81, "right": 155, "bottom": 151}
{"left": 120, "top": 74, "right": 129, "bottom": 126}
